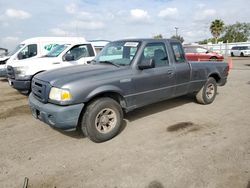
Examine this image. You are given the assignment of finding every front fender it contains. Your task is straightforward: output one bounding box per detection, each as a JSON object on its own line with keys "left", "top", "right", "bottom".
{"left": 85, "top": 85, "right": 123, "bottom": 102}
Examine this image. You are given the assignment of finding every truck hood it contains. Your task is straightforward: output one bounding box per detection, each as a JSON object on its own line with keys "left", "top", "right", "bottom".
{"left": 35, "top": 64, "right": 129, "bottom": 87}
{"left": 9, "top": 57, "right": 59, "bottom": 67}
{"left": 0, "top": 56, "right": 9, "bottom": 61}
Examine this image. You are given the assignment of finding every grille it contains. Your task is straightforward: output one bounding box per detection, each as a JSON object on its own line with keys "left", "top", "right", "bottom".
{"left": 7, "top": 66, "right": 15, "bottom": 79}
{"left": 0, "top": 59, "right": 7, "bottom": 65}
{"left": 32, "top": 78, "right": 50, "bottom": 103}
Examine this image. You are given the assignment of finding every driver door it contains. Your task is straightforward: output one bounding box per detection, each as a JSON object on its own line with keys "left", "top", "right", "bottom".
{"left": 131, "top": 42, "right": 175, "bottom": 107}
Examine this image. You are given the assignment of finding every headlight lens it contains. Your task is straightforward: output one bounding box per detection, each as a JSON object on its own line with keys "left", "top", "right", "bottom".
{"left": 49, "top": 87, "right": 72, "bottom": 101}
{"left": 14, "top": 66, "right": 28, "bottom": 75}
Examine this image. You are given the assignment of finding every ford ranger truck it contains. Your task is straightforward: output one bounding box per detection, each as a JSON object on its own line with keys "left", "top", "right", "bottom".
{"left": 29, "top": 39, "right": 229, "bottom": 143}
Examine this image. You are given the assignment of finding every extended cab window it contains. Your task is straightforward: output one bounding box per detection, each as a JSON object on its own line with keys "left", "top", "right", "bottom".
{"left": 65, "top": 44, "right": 94, "bottom": 60}
{"left": 171, "top": 43, "right": 186, "bottom": 63}
{"left": 141, "top": 43, "right": 169, "bottom": 67}
{"left": 17, "top": 44, "right": 37, "bottom": 60}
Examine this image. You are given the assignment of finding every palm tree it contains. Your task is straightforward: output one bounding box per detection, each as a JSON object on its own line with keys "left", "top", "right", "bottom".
{"left": 210, "top": 19, "right": 224, "bottom": 44}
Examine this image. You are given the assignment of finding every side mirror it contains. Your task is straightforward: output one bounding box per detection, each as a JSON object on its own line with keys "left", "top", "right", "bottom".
{"left": 64, "top": 54, "right": 75, "bottom": 61}
{"left": 138, "top": 59, "right": 155, "bottom": 70}
{"left": 17, "top": 53, "right": 24, "bottom": 60}
{"left": 206, "top": 51, "right": 209, "bottom": 54}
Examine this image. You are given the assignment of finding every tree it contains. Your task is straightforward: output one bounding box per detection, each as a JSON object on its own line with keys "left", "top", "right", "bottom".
{"left": 171, "top": 35, "right": 184, "bottom": 43}
{"left": 210, "top": 19, "right": 224, "bottom": 44}
{"left": 198, "top": 38, "right": 216, "bottom": 45}
{"left": 220, "top": 22, "right": 250, "bottom": 43}
{"left": 153, "top": 34, "right": 163, "bottom": 39}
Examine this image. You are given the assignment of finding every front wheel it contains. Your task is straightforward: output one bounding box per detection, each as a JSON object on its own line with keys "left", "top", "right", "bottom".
{"left": 196, "top": 77, "right": 217, "bottom": 105}
{"left": 209, "top": 56, "right": 218, "bottom": 61}
{"left": 81, "top": 97, "right": 123, "bottom": 143}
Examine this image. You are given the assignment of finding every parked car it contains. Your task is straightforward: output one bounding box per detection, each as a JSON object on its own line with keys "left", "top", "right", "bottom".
{"left": 184, "top": 45, "right": 224, "bottom": 61}
{"left": 29, "top": 38, "right": 229, "bottom": 143}
{"left": 0, "top": 48, "right": 8, "bottom": 57}
{"left": 7, "top": 41, "right": 96, "bottom": 93}
{"left": 0, "top": 37, "right": 86, "bottom": 77}
{"left": 230, "top": 46, "right": 250, "bottom": 57}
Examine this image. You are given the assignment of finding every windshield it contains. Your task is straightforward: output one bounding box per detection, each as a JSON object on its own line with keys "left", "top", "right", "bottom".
{"left": 8, "top": 44, "right": 25, "bottom": 56}
{"left": 45, "top": 44, "right": 69, "bottom": 57}
{"left": 94, "top": 41, "right": 140, "bottom": 66}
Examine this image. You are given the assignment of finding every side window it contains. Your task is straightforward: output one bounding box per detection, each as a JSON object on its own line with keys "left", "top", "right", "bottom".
{"left": 171, "top": 43, "right": 186, "bottom": 63}
{"left": 141, "top": 43, "right": 169, "bottom": 67}
{"left": 17, "top": 44, "right": 37, "bottom": 60}
{"left": 65, "top": 44, "right": 92, "bottom": 60}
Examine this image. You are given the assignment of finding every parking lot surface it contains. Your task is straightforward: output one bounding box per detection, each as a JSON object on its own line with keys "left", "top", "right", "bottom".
{"left": 0, "top": 58, "right": 250, "bottom": 188}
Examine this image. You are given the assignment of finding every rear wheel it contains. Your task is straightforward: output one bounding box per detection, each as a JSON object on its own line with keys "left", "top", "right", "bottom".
{"left": 231, "top": 52, "right": 234, "bottom": 57}
{"left": 81, "top": 97, "right": 123, "bottom": 143}
{"left": 196, "top": 77, "right": 217, "bottom": 105}
{"left": 240, "top": 52, "right": 244, "bottom": 57}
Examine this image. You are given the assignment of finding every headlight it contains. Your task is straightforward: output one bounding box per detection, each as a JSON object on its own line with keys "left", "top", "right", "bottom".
{"left": 14, "top": 66, "right": 28, "bottom": 78}
{"left": 49, "top": 87, "right": 72, "bottom": 101}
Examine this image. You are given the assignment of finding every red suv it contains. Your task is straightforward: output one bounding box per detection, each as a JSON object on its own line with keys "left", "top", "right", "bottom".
{"left": 184, "top": 45, "right": 224, "bottom": 61}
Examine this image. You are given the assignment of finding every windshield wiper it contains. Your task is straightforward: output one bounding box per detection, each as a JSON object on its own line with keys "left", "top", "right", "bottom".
{"left": 99, "top": 61, "right": 120, "bottom": 67}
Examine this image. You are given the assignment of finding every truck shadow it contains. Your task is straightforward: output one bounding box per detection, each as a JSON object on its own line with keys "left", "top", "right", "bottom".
{"left": 0, "top": 78, "right": 8, "bottom": 82}
{"left": 55, "top": 119, "right": 127, "bottom": 139}
{"left": 125, "top": 95, "right": 195, "bottom": 122}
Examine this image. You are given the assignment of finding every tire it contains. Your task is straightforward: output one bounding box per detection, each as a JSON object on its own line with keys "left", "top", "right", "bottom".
{"left": 240, "top": 52, "right": 244, "bottom": 57}
{"left": 196, "top": 77, "right": 217, "bottom": 105}
{"left": 81, "top": 97, "right": 123, "bottom": 143}
{"left": 19, "top": 90, "right": 31, "bottom": 96}
{"left": 231, "top": 52, "right": 234, "bottom": 57}
{"left": 209, "top": 56, "right": 217, "bottom": 61}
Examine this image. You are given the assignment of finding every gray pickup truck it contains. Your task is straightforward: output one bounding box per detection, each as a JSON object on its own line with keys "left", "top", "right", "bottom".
{"left": 29, "top": 39, "right": 229, "bottom": 142}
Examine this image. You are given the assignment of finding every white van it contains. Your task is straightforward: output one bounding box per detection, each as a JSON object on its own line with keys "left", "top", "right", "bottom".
{"left": 0, "top": 37, "right": 86, "bottom": 77}
{"left": 7, "top": 41, "right": 96, "bottom": 92}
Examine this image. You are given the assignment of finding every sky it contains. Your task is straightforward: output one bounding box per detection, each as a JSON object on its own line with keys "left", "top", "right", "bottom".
{"left": 0, "top": 0, "right": 249, "bottom": 50}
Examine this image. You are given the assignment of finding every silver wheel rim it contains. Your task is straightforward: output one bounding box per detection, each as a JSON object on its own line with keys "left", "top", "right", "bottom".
{"left": 206, "top": 83, "right": 215, "bottom": 99}
{"left": 95, "top": 108, "right": 117, "bottom": 134}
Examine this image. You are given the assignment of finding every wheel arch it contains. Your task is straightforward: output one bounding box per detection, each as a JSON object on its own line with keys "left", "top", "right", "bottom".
{"left": 77, "top": 88, "right": 127, "bottom": 134}
{"left": 209, "top": 56, "right": 218, "bottom": 60}
{"left": 208, "top": 73, "right": 221, "bottom": 83}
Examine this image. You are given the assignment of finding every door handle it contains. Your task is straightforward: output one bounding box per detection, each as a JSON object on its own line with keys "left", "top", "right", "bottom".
{"left": 167, "top": 70, "right": 174, "bottom": 77}
{"left": 167, "top": 70, "right": 174, "bottom": 75}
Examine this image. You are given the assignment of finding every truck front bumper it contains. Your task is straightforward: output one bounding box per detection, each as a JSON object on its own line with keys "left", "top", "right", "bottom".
{"left": 8, "top": 78, "right": 31, "bottom": 91}
{"left": 0, "top": 68, "right": 7, "bottom": 77}
{"left": 29, "top": 93, "right": 84, "bottom": 130}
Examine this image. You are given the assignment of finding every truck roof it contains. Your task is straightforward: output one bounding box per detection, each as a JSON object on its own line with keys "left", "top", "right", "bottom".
{"left": 114, "top": 38, "right": 180, "bottom": 43}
